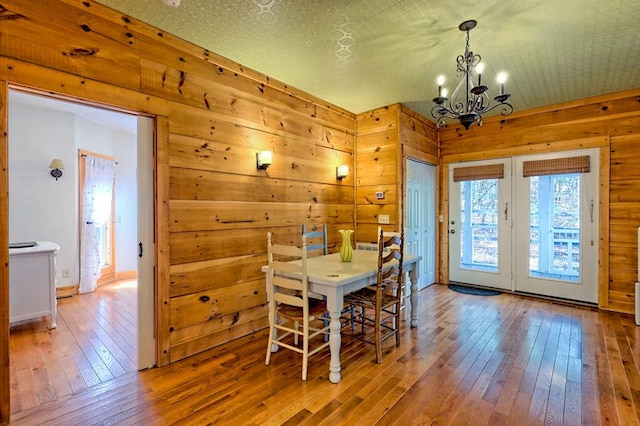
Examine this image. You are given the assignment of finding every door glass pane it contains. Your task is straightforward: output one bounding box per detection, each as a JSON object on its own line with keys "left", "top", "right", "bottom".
{"left": 529, "top": 174, "right": 580, "bottom": 281}
{"left": 460, "top": 179, "right": 499, "bottom": 272}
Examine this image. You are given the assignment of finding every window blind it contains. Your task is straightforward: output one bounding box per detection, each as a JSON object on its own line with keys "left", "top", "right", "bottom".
{"left": 522, "top": 155, "right": 590, "bottom": 177}
{"left": 453, "top": 163, "right": 504, "bottom": 182}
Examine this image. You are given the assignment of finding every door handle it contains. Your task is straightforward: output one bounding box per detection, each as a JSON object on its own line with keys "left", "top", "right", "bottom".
{"left": 138, "top": 242, "right": 143, "bottom": 258}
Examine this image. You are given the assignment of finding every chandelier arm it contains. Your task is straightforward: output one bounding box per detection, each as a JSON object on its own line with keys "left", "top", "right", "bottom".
{"left": 484, "top": 101, "right": 514, "bottom": 116}
{"left": 431, "top": 105, "right": 458, "bottom": 120}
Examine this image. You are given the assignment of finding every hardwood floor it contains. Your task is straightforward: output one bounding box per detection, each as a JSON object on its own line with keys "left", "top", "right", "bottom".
{"left": 9, "top": 280, "right": 138, "bottom": 415}
{"left": 8, "top": 284, "right": 640, "bottom": 425}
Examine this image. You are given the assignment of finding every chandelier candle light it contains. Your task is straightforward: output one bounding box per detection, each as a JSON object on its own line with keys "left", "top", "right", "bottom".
{"left": 431, "top": 20, "right": 513, "bottom": 130}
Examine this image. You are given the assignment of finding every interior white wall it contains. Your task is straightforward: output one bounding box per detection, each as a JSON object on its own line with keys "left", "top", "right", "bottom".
{"left": 9, "top": 103, "right": 78, "bottom": 287}
{"left": 8, "top": 98, "right": 137, "bottom": 288}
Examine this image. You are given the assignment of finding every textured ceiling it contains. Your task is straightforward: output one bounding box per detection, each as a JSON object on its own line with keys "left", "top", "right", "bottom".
{"left": 94, "top": 0, "right": 640, "bottom": 122}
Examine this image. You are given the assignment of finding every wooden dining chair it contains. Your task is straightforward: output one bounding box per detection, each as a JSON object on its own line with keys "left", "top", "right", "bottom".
{"left": 342, "top": 228, "right": 404, "bottom": 363}
{"left": 265, "top": 233, "right": 330, "bottom": 380}
{"left": 378, "top": 226, "right": 409, "bottom": 321}
{"left": 301, "top": 223, "right": 328, "bottom": 257}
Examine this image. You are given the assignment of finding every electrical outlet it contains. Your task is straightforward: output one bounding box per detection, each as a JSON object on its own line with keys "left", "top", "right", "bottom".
{"left": 62, "top": 269, "right": 70, "bottom": 278}
{"left": 378, "top": 214, "right": 390, "bottom": 224}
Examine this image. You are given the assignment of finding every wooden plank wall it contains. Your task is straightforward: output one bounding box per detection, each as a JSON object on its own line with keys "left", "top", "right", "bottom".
{"left": 356, "top": 105, "right": 401, "bottom": 242}
{"left": 0, "top": 1, "right": 356, "bottom": 419}
{"left": 354, "top": 104, "right": 439, "bottom": 243}
{"left": 438, "top": 90, "right": 640, "bottom": 315}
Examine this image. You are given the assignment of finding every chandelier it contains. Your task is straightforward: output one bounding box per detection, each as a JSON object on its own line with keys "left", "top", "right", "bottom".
{"left": 431, "top": 20, "right": 513, "bottom": 130}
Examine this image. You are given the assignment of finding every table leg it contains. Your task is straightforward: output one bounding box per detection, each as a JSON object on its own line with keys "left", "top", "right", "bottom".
{"left": 51, "top": 298, "right": 57, "bottom": 329}
{"left": 326, "top": 291, "right": 342, "bottom": 383}
{"left": 409, "top": 268, "right": 418, "bottom": 328}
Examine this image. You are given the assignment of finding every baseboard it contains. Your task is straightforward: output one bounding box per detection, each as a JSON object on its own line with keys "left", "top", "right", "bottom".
{"left": 57, "top": 271, "right": 137, "bottom": 297}
{"left": 115, "top": 270, "right": 138, "bottom": 281}
{"left": 98, "top": 270, "right": 138, "bottom": 287}
{"left": 56, "top": 284, "right": 79, "bottom": 299}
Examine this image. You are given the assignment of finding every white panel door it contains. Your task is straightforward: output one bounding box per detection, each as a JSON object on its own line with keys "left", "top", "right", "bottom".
{"left": 406, "top": 159, "right": 436, "bottom": 290}
{"left": 137, "top": 116, "right": 156, "bottom": 370}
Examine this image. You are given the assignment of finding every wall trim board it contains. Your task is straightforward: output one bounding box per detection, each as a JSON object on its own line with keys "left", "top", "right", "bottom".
{"left": 0, "top": 80, "right": 9, "bottom": 424}
{"left": 56, "top": 284, "right": 79, "bottom": 299}
{"left": 441, "top": 135, "right": 611, "bottom": 165}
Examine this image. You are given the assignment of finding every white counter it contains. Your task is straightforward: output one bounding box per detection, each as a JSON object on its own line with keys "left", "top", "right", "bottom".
{"left": 9, "top": 241, "right": 60, "bottom": 328}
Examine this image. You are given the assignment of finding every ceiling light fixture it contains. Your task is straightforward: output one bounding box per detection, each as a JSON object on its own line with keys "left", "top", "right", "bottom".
{"left": 431, "top": 20, "right": 513, "bottom": 130}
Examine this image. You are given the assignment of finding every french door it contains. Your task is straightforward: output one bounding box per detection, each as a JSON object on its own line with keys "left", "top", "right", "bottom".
{"left": 449, "top": 149, "right": 599, "bottom": 303}
{"left": 448, "top": 158, "right": 512, "bottom": 290}
{"left": 513, "top": 150, "right": 599, "bottom": 302}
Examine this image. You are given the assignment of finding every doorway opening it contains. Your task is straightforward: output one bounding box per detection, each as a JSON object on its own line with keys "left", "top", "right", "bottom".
{"left": 7, "top": 88, "right": 155, "bottom": 413}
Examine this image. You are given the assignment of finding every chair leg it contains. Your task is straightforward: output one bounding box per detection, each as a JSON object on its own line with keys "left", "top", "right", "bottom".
{"left": 375, "top": 302, "right": 383, "bottom": 364}
{"left": 323, "top": 312, "right": 330, "bottom": 342}
{"left": 395, "top": 300, "right": 401, "bottom": 347}
{"left": 265, "top": 329, "right": 272, "bottom": 366}
{"left": 302, "top": 321, "right": 309, "bottom": 381}
{"left": 265, "top": 306, "right": 275, "bottom": 365}
{"left": 294, "top": 321, "right": 299, "bottom": 346}
{"left": 350, "top": 306, "right": 356, "bottom": 331}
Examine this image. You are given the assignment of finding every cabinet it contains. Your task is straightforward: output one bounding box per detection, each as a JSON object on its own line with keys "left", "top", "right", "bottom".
{"left": 9, "top": 241, "right": 60, "bottom": 328}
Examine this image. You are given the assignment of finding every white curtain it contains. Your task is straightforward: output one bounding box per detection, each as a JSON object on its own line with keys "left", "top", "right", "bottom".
{"left": 79, "top": 155, "right": 116, "bottom": 294}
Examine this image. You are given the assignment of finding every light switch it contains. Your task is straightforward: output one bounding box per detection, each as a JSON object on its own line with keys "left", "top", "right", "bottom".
{"left": 378, "top": 214, "right": 390, "bottom": 224}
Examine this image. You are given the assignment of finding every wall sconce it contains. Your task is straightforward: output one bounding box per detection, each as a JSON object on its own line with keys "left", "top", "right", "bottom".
{"left": 256, "top": 150, "right": 272, "bottom": 170}
{"left": 49, "top": 158, "right": 65, "bottom": 181}
{"left": 336, "top": 165, "right": 349, "bottom": 180}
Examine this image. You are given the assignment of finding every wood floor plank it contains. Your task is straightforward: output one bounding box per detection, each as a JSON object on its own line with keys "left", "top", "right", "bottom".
{"left": 612, "top": 314, "right": 640, "bottom": 422}
{"left": 33, "top": 322, "right": 73, "bottom": 399}
{"left": 46, "top": 308, "right": 91, "bottom": 394}
{"left": 581, "top": 308, "right": 603, "bottom": 423}
{"left": 602, "top": 311, "right": 638, "bottom": 424}
{"left": 8, "top": 284, "right": 640, "bottom": 425}
{"left": 70, "top": 291, "right": 137, "bottom": 371}
{"left": 9, "top": 280, "right": 138, "bottom": 416}
{"left": 544, "top": 310, "right": 572, "bottom": 424}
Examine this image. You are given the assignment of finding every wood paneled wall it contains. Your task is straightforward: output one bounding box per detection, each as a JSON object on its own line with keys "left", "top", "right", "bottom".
{"left": 0, "top": 1, "right": 356, "bottom": 420}
{"left": 438, "top": 90, "right": 640, "bottom": 315}
{"left": 355, "top": 104, "right": 439, "bottom": 243}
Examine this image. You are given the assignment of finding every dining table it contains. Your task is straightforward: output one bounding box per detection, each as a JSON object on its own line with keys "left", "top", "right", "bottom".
{"left": 262, "top": 249, "right": 421, "bottom": 383}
